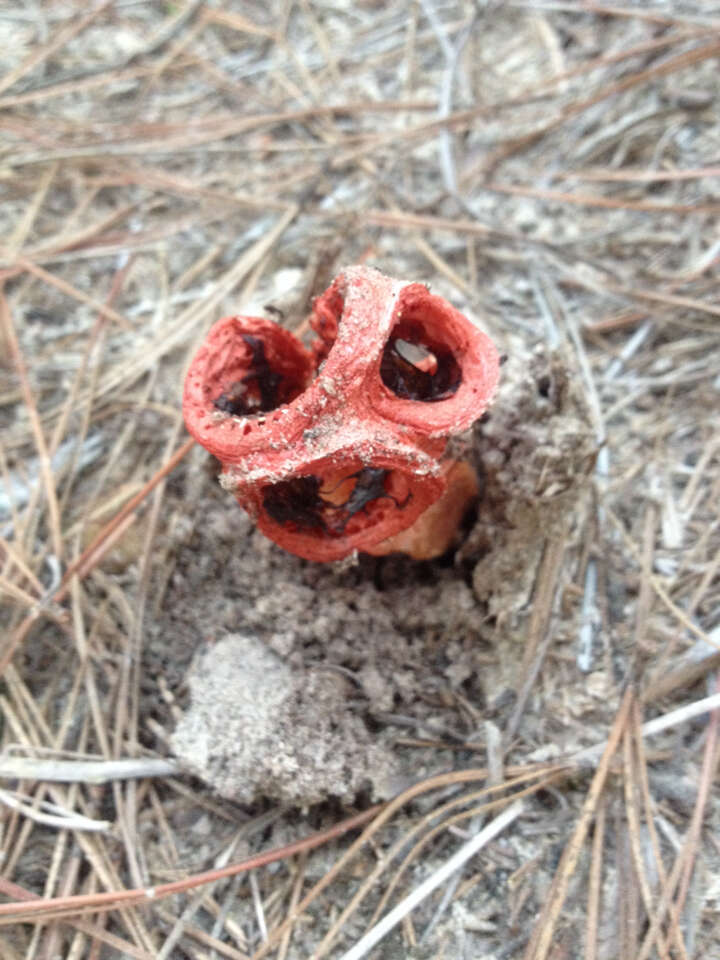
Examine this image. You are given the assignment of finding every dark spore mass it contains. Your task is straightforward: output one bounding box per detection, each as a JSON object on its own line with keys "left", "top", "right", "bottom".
{"left": 263, "top": 476, "right": 327, "bottom": 531}
{"left": 380, "top": 339, "right": 461, "bottom": 402}
{"left": 214, "top": 335, "right": 283, "bottom": 415}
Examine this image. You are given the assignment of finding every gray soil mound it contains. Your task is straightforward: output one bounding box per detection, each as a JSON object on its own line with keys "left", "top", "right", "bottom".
{"left": 171, "top": 633, "right": 396, "bottom": 805}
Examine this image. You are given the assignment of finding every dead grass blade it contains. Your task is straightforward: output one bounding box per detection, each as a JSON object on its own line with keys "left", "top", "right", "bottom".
{"left": 0, "top": 436, "right": 195, "bottom": 679}
{"left": 0, "top": 0, "right": 115, "bottom": 98}
{"left": 584, "top": 791, "right": 606, "bottom": 960}
{"left": 636, "top": 674, "right": 720, "bottom": 960}
{"left": 337, "top": 801, "right": 525, "bottom": 960}
{"left": 0, "top": 287, "right": 63, "bottom": 558}
{"left": 0, "top": 805, "right": 381, "bottom": 924}
{"left": 312, "top": 767, "right": 567, "bottom": 960}
{"left": 483, "top": 182, "right": 720, "bottom": 215}
{"left": 6, "top": 258, "right": 132, "bottom": 330}
{"left": 523, "top": 687, "right": 634, "bottom": 960}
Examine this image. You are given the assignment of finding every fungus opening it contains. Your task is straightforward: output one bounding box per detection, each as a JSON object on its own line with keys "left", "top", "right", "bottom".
{"left": 261, "top": 467, "right": 412, "bottom": 537}
{"left": 213, "top": 335, "right": 282, "bottom": 415}
{"left": 262, "top": 475, "right": 326, "bottom": 531}
{"left": 209, "top": 329, "right": 310, "bottom": 419}
{"left": 380, "top": 333, "right": 461, "bottom": 401}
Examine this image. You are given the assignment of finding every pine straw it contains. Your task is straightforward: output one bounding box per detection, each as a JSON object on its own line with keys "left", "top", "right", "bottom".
{"left": 0, "top": 1, "right": 719, "bottom": 958}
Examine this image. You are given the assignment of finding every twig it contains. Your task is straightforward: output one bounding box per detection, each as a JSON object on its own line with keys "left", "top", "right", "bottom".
{"left": 0, "top": 436, "right": 195, "bottom": 678}
{"left": 523, "top": 687, "right": 634, "bottom": 960}
{"left": 336, "top": 802, "right": 524, "bottom": 960}
{"left": 0, "top": 756, "right": 178, "bottom": 784}
{"left": 584, "top": 793, "right": 606, "bottom": 960}
{"left": 482, "top": 181, "right": 720, "bottom": 215}
{"left": 250, "top": 871, "right": 268, "bottom": 944}
{"left": 0, "top": 287, "right": 63, "bottom": 559}
{"left": 506, "top": 529, "right": 568, "bottom": 741}
{"left": 635, "top": 675, "right": 719, "bottom": 960}
{"left": 622, "top": 726, "right": 673, "bottom": 959}
{"left": 0, "top": 787, "right": 110, "bottom": 833}
{"left": 0, "top": 805, "right": 382, "bottom": 923}
{"left": 574, "top": 691, "right": 720, "bottom": 767}
{"left": 673, "top": 673, "right": 720, "bottom": 914}
{"left": 0, "top": 0, "right": 115, "bottom": 97}
{"left": 6, "top": 259, "right": 132, "bottom": 330}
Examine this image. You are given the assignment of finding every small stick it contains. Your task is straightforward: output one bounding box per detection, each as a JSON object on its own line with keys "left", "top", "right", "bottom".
{"left": 523, "top": 687, "right": 634, "bottom": 960}
{"left": 0, "top": 437, "right": 195, "bottom": 678}
{"left": 337, "top": 802, "right": 524, "bottom": 960}
{"left": 0, "top": 801, "right": 382, "bottom": 922}
{"left": 0, "top": 288, "right": 63, "bottom": 560}
{"left": 10, "top": 259, "right": 132, "bottom": 330}
{"left": 0, "top": 756, "right": 178, "bottom": 784}
{"left": 574, "top": 691, "right": 720, "bottom": 767}
{"left": 0, "top": 0, "right": 115, "bottom": 98}
{"left": 584, "top": 793, "right": 606, "bottom": 960}
{"left": 482, "top": 182, "right": 720, "bottom": 215}
{"left": 0, "top": 787, "right": 109, "bottom": 833}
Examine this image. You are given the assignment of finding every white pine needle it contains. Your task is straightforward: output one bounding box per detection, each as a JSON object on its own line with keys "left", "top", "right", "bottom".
{"left": 337, "top": 800, "right": 524, "bottom": 960}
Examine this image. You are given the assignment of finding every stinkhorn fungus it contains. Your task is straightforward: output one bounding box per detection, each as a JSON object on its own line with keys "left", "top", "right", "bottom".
{"left": 183, "top": 265, "right": 500, "bottom": 562}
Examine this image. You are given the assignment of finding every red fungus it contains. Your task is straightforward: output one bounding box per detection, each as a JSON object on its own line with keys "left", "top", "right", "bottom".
{"left": 183, "top": 265, "right": 500, "bottom": 562}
